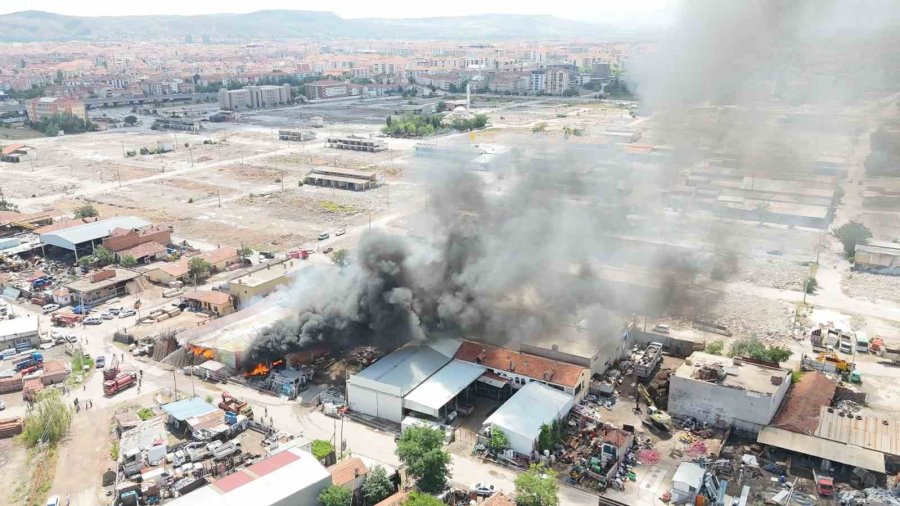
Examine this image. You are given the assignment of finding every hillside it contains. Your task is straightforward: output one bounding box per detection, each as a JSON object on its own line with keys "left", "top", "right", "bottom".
{"left": 0, "top": 10, "right": 614, "bottom": 42}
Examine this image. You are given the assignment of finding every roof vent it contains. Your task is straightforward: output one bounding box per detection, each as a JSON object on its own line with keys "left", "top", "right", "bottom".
{"left": 543, "top": 369, "right": 555, "bottom": 381}
{"left": 508, "top": 359, "right": 515, "bottom": 372}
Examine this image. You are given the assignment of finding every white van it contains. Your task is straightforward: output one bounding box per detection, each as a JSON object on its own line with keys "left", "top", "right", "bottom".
{"left": 46, "top": 496, "right": 60, "bottom": 506}
{"left": 84, "top": 316, "right": 103, "bottom": 325}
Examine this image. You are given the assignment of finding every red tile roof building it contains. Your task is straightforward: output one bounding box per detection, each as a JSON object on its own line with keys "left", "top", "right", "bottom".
{"left": 454, "top": 340, "right": 589, "bottom": 400}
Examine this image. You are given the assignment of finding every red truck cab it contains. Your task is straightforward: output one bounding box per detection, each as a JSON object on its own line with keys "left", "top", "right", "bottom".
{"left": 817, "top": 476, "right": 834, "bottom": 496}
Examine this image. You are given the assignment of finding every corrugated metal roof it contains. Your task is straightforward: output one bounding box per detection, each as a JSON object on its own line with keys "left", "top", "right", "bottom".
{"left": 348, "top": 342, "right": 454, "bottom": 397}
{"left": 483, "top": 382, "right": 574, "bottom": 454}
{"left": 403, "top": 360, "right": 485, "bottom": 417}
{"left": 40, "top": 216, "right": 150, "bottom": 250}
{"left": 758, "top": 426, "right": 886, "bottom": 473}
{"left": 161, "top": 397, "right": 218, "bottom": 422}
{"left": 814, "top": 406, "right": 900, "bottom": 456}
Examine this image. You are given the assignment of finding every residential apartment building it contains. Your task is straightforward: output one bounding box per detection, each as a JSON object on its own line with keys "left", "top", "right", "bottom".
{"left": 26, "top": 97, "right": 87, "bottom": 122}
{"left": 218, "top": 84, "right": 290, "bottom": 110}
{"left": 304, "top": 80, "right": 363, "bottom": 100}
{"left": 546, "top": 65, "right": 578, "bottom": 95}
{"left": 218, "top": 88, "right": 251, "bottom": 110}
{"left": 246, "top": 84, "right": 291, "bottom": 108}
{"left": 529, "top": 69, "right": 546, "bottom": 94}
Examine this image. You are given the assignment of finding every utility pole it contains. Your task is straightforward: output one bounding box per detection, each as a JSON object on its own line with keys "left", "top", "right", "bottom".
{"left": 217, "top": 190, "right": 221, "bottom": 207}
{"left": 172, "top": 368, "right": 178, "bottom": 400}
{"left": 116, "top": 167, "right": 121, "bottom": 188}
{"left": 121, "top": 141, "right": 126, "bottom": 158}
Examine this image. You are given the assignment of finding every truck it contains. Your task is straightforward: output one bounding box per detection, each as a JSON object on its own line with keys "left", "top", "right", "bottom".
{"left": 801, "top": 352, "right": 852, "bottom": 374}
{"left": 810, "top": 328, "right": 842, "bottom": 351}
{"left": 635, "top": 342, "right": 663, "bottom": 379}
{"left": 51, "top": 314, "right": 82, "bottom": 327}
{"left": 855, "top": 331, "right": 870, "bottom": 353}
{"left": 813, "top": 471, "right": 834, "bottom": 497}
{"left": 102, "top": 355, "right": 120, "bottom": 381}
{"left": 13, "top": 352, "right": 43, "bottom": 371}
{"left": 103, "top": 372, "right": 137, "bottom": 396}
{"left": 218, "top": 392, "right": 253, "bottom": 419}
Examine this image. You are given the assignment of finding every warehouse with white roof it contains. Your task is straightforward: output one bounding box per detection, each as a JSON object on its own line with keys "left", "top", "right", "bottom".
{"left": 482, "top": 381, "right": 574, "bottom": 455}
{"left": 39, "top": 216, "right": 150, "bottom": 260}
{"left": 164, "top": 447, "right": 331, "bottom": 506}
{"left": 347, "top": 339, "right": 467, "bottom": 423}
{"left": 402, "top": 360, "right": 485, "bottom": 419}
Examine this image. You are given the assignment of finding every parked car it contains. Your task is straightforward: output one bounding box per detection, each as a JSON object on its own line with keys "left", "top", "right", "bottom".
{"left": 0, "top": 400, "right": 6, "bottom": 410}
{"left": 96, "top": 356, "right": 106, "bottom": 368}
{"left": 72, "top": 305, "right": 91, "bottom": 315}
{"left": 317, "top": 232, "right": 330, "bottom": 241}
{"left": 335, "top": 228, "right": 346, "bottom": 236}
{"left": 64, "top": 335, "right": 78, "bottom": 344}
{"left": 84, "top": 316, "right": 102, "bottom": 325}
{"left": 470, "top": 483, "right": 496, "bottom": 497}
{"left": 108, "top": 306, "right": 123, "bottom": 315}
{"left": 41, "top": 304, "right": 60, "bottom": 314}
{"left": 119, "top": 309, "right": 137, "bottom": 318}
{"left": 100, "top": 312, "right": 114, "bottom": 320}
{"left": 39, "top": 342, "right": 54, "bottom": 351}
{"left": 45, "top": 496, "right": 60, "bottom": 506}
{"left": 323, "top": 247, "right": 334, "bottom": 254}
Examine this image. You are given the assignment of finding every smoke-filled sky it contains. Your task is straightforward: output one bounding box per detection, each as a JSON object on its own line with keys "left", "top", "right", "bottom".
{"left": 246, "top": 0, "right": 900, "bottom": 364}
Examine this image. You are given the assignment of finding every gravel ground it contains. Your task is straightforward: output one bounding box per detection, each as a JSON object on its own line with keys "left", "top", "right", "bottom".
{"left": 704, "top": 291, "right": 798, "bottom": 342}
{"left": 842, "top": 271, "right": 900, "bottom": 305}
{"left": 736, "top": 257, "right": 810, "bottom": 291}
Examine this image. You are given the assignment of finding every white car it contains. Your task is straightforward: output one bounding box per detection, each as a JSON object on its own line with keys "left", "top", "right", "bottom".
{"left": 0, "top": 400, "right": 6, "bottom": 410}
{"left": 119, "top": 309, "right": 137, "bottom": 318}
{"left": 100, "top": 312, "right": 115, "bottom": 320}
{"left": 41, "top": 304, "right": 60, "bottom": 314}
{"left": 39, "top": 342, "right": 54, "bottom": 350}
{"left": 84, "top": 316, "right": 102, "bottom": 325}
{"left": 335, "top": 228, "right": 346, "bottom": 236}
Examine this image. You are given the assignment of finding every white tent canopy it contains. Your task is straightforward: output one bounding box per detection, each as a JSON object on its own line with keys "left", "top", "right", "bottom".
{"left": 482, "top": 381, "right": 574, "bottom": 455}
{"left": 403, "top": 360, "right": 485, "bottom": 418}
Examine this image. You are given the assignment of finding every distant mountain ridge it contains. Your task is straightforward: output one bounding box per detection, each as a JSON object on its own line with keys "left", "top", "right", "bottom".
{"left": 0, "top": 10, "right": 617, "bottom": 42}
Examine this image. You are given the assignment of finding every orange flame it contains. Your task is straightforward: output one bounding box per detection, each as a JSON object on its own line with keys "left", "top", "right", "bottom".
{"left": 189, "top": 346, "right": 215, "bottom": 359}
{"left": 244, "top": 363, "right": 270, "bottom": 377}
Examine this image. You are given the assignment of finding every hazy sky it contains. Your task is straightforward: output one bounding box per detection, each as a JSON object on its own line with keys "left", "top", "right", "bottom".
{"left": 0, "top": 0, "right": 675, "bottom": 24}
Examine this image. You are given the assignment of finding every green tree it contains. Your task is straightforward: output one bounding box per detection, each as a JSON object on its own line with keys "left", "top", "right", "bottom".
{"left": 805, "top": 276, "right": 818, "bottom": 294}
{"left": 238, "top": 245, "right": 253, "bottom": 260}
{"left": 515, "top": 464, "right": 559, "bottom": 506}
{"left": 22, "top": 389, "right": 74, "bottom": 447}
{"left": 489, "top": 428, "right": 509, "bottom": 451}
{"left": 123, "top": 115, "right": 137, "bottom": 125}
{"left": 188, "top": 257, "right": 211, "bottom": 282}
{"left": 728, "top": 337, "right": 793, "bottom": 364}
{"left": 311, "top": 439, "right": 334, "bottom": 461}
{"left": 93, "top": 246, "right": 114, "bottom": 266}
{"left": 318, "top": 485, "right": 352, "bottom": 506}
{"left": 73, "top": 204, "right": 98, "bottom": 218}
{"left": 119, "top": 254, "right": 137, "bottom": 268}
{"left": 361, "top": 465, "right": 394, "bottom": 505}
{"left": 835, "top": 222, "right": 873, "bottom": 257}
{"left": 332, "top": 249, "right": 350, "bottom": 268}
{"left": 404, "top": 492, "right": 444, "bottom": 506}
{"left": 396, "top": 426, "right": 451, "bottom": 494}
{"left": 704, "top": 340, "right": 724, "bottom": 355}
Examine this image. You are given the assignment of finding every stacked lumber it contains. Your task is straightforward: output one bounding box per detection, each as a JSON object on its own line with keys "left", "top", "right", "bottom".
{"left": 0, "top": 417, "right": 23, "bottom": 438}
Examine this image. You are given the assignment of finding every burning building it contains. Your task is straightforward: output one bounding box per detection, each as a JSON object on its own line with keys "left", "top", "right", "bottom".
{"left": 181, "top": 300, "right": 292, "bottom": 370}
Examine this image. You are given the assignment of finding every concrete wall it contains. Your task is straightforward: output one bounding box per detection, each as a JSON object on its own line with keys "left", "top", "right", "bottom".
{"left": 668, "top": 373, "right": 791, "bottom": 433}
